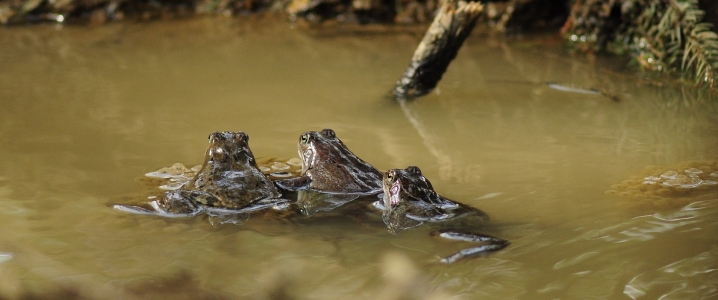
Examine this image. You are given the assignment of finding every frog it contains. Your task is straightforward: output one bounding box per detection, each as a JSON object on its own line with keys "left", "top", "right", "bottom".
{"left": 276, "top": 129, "right": 384, "bottom": 195}
{"left": 378, "top": 166, "right": 509, "bottom": 264}
{"left": 114, "top": 131, "right": 285, "bottom": 217}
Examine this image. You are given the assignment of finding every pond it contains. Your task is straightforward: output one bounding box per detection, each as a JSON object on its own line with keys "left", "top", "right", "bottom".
{"left": 0, "top": 17, "right": 717, "bottom": 299}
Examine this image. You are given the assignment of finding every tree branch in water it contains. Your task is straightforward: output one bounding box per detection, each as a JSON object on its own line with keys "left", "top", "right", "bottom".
{"left": 393, "top": 0, "right": 483, "bottom": 100}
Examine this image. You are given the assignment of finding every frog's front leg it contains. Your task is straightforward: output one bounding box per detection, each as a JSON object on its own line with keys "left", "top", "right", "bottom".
{"left": 434, "top": 230, "right": 509, "bottom": 264}
{"left": 151, "top": 190, "right": 204, "bottom": 216}
{"left": 113, "top": 190, "right": 204, "bottom": 217}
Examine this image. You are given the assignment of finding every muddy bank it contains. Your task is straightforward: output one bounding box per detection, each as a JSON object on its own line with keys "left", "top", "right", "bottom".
{"left": 3, "top": 0, "right": 718, "bottom": 91}
{"left": 0, "top": 0, "right": 569, "bottom": 29}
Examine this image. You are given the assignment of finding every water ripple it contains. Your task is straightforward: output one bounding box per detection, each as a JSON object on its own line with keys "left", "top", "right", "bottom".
{"left": 553, "top": 251, "right": 600, "bottom": 270}
{"left": 624, "top": 246, "right": 718, "bottom": 299}
{"left": 0, "top": 252, "right": 13, "bottom": 263}
{"left": 567, "top": 200, "right": 718, "bottom": 244}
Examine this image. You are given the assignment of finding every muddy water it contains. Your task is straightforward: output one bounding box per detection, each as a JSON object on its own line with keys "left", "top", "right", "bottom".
{"left": 1, "top": 18, "right": 717, "bottom": 299}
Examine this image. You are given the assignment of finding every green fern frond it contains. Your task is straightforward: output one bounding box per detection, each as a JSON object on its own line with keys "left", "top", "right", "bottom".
{"left": 564, "top": 0, "right": 718, "bottom": 89}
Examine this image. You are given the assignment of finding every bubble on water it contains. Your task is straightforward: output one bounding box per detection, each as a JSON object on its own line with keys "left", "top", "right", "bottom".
{"left": 271, "top": 162, "right": 290, "bottom": 171}
{"left": 609, "top": 161, "right": 718, "bottom": 206}
{"left": 679, "top": 179, "right": 703, "bottom": 189}
{"left": 661, "top": 171, "right": 679, "bottom": 179}
{"left": 160, "top": 181, "right": 186, "bottom": 190}
{"left": 259, "top": 166, "right": 271, "bottom": 173}
{"left": 661, "top": 180, "right": 680, "bottom": 187}
{"left": 144, "top": 172, "right": 174, "bottom": 179}
{"left": 145, "top": 163, "right": 195, "bottom": 179}
{"left": 685, "top": 168, "right": 703, "bottom": 175}
{"left": 286, "top": 158, "right": 302, "bottom": 166}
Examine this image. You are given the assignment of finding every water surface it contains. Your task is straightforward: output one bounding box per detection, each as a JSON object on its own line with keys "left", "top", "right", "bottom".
{"left": 1, "top": 18, "right": 717, "bottom": 299}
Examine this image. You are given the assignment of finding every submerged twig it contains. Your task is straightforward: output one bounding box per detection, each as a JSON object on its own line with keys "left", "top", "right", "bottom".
{"left": 392, "top": 0, "right": 484, "bottom": 100}
{"left": 487, "top": 79, "right": 621, "bottom": 102}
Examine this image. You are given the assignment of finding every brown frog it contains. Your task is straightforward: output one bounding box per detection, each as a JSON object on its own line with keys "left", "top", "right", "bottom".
{"left": 276, "top": 129, "right": 383, "bottom": 194}
{"left": 115, "top": 131, "right": 284, "bottom": 217}
{"left": 380, "top": 166, "right": 509, "bottom": 264}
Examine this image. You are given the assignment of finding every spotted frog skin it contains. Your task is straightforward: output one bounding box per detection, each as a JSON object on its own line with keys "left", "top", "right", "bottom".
{"left": 153, "top": 131, "right": 283, "bottom": 215}
{"left": 381, "top": 166, "right": 509, "bottom": 263}
{"left": 276, "top": 129, "right": 383, "bottom": 194}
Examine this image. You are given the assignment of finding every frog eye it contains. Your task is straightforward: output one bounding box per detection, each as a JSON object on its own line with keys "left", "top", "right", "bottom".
{"left": 407, "top": 166, "right": 421, "bottom": 175}
{"left": 236, "top": 131, "right": 248, "bottom": 142}
{"left": 386, "top": 170, "right": 395, "bottom": 181}
{"left": 321, "top": 129, "right": 335, "bottom": 138}
{"left": 208, "top": 133, "right": 221, "bottom": 143}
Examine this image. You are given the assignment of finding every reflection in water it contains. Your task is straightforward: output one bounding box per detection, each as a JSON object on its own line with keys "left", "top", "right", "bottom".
{"left": 398, "top": 99, "right": 455, "bottom": 180}
{"left": 296, "top": 190, "right": 361, "bottom": 216}
{"left": 0, "top": 19, "right": 717, "bottom": 299}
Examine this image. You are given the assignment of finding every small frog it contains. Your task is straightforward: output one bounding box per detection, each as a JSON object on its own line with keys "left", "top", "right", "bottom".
{"left": 276, "top": 129, "right": 383, "bottom": 194}
{"left": 115, "top": 131, "right": 284, "bottom": 217}
{"left": 379, "top": 166, "right": 509, "bottom": 263}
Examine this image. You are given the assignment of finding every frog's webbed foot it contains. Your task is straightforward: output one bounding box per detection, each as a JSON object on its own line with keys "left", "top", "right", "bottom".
{"left": 435, "top": 230, "right": 509, "bottom": 264}
{"left": 439, "top": 243, "right": 509, "bottom": 264}
{"left": 113, "top": 204, "right": 157, "bottom": 215}
{"left": 275, "top": 176, "right": 311, "bottom": 191}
